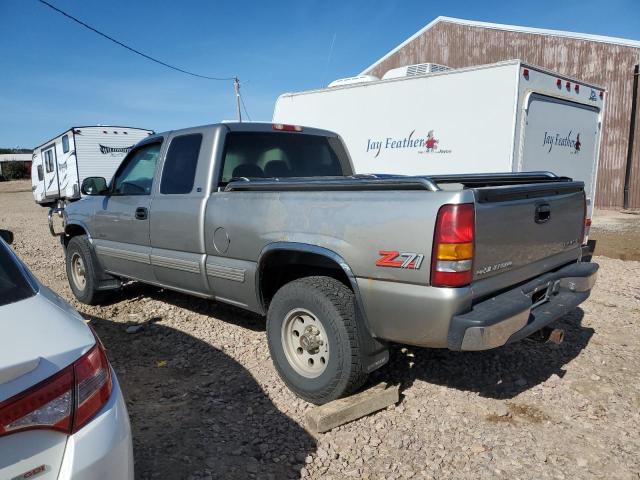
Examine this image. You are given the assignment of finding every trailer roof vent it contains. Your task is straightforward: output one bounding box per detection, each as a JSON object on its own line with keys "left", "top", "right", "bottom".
{"left": 327, "top": 75, "right": 379, "bottom": 88}
{"left": 382, "top": 63, "right": 452, "bottom": 80}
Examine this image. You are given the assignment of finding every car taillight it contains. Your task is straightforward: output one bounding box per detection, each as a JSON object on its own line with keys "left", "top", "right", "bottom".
{"left": 0, "top": 369, "right": 73, "bottom": 435}
{"left": 0, "top": 339, "right": 112, "bottom": 437}
{"left": 431, "top": 203, "right": 475, "bottom": 287}
{"left": 73, "top": 343, "right": 112, "bottom": 431}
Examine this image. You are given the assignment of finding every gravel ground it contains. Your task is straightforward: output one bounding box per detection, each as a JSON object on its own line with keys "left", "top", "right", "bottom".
{"left": 1, "top": 180, "right": 639, "bottom": 480}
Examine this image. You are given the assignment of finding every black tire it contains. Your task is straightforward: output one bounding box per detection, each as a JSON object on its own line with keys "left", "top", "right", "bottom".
{"left": 65, "top": 235, "right": 111, "bottom": 305}
{"left": 266, "top": 276, "right": 368, "bottom": 404}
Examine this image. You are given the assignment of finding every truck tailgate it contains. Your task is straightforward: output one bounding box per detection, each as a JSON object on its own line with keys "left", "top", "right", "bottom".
{"left": 472, "top": 181, "right": 585, "bottom": 285}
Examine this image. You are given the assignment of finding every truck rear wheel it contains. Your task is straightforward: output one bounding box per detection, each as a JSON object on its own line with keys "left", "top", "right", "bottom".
{"left": 66, "top": 235, "right": 112, "bottom": 305}
{"left": 266, "top": 276, "right": 368, "bottom": 404}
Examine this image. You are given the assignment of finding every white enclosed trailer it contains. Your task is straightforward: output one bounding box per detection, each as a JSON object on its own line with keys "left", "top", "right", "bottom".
{"left": 273, "top": 60, "right": 605, "bottom": 216}
{"left": 31, "top": 125, "right": 153, "bottom": 206}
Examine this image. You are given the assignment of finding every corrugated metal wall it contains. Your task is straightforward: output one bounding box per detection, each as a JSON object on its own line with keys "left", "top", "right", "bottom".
{"left": 365, "top": 22, "right": 640, "bottom": 208}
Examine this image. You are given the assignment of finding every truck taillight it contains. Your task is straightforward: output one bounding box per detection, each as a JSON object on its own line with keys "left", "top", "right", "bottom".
{"left": 581, "top": 197, "right": 591, "bottom": 245}
{"left": 431, "top": 204, "right": 475, "bottom": 287}
{"left": 273, "top": 123, "right": 303, "bottom": 132}
{"left": 0, "top": 339, "right": 112, "bottom": 438}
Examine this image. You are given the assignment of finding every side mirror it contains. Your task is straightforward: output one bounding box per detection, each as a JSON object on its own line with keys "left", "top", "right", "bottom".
{"left": 0, "top": 229, "right": 14, "bottom": 245}
{"left": 81, "top": 177, "right": 108, "bottom": 196}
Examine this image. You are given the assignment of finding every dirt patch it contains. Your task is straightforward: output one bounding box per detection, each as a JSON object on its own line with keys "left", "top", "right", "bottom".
{"left": 0, "top": 178, "right": 33, "bottom": 194}
{"left": 507, "top": 403, "right": 550, "bottom": 424}
{"left": 590, "top": 209, "right": 640, "bottom": 261}
{"left": 485, "top": 402, "right": 550, "bottom": 424}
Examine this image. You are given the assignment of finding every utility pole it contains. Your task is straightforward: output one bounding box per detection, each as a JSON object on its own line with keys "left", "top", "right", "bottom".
{"left": 234, "top": 77, "right": 242, "bottom": 122}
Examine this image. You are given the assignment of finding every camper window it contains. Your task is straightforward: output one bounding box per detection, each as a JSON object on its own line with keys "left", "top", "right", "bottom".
{"left": 44, "top": 150, "right": 54, "bottom": 173}
{"left": 62, "top": 135, "right": 70, "bottom": 153}
{"left": 37, "top": 165, "right": 44, "bottom": 181}
{"left": 160, "top": 134, "right": 203, "bottom": 194}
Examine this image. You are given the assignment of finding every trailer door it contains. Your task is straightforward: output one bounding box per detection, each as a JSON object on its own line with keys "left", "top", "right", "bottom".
{"left": 42, "top": 144, "right": 60, "bottom": 201}
{"left": 520, "top": 94, "right": 600, "bottom": 209}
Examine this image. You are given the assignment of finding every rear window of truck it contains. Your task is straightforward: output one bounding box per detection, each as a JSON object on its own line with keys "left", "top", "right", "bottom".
{"left": 220, "top": 132, "right": 350, "bottom": 184}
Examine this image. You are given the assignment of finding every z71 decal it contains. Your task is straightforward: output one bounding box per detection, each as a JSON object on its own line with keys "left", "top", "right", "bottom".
{"left": 376, "top": 251, "right": 424, "bottom": 270}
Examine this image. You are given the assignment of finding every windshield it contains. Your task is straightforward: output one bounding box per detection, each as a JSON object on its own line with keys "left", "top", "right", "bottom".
{"left": 220, "top": 132, "right": 350, "bottom": 184}
{"left": 0, "top": 242, "right": 35, "bottom": 306}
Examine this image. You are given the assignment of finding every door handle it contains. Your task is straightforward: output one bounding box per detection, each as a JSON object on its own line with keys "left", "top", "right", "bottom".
{"left": 135, "top": 207, "right": 148, "bottom": 220}
{"left": 534, "top": 203, "right": 551, "bottom": 224}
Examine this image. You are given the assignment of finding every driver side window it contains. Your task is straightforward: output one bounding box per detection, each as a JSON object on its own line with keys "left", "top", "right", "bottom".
{"left": 112, "top": 143, "right": 161, "bottom": 195}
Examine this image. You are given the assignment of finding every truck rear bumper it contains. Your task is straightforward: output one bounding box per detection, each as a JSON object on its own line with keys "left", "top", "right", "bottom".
{"left": 447, "top": 261, "right": 598, "bottom": 351}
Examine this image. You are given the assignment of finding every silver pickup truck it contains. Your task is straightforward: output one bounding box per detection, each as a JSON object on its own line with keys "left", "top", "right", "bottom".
{"left": 56, "top": 122, "right": 598, "bottom": 404}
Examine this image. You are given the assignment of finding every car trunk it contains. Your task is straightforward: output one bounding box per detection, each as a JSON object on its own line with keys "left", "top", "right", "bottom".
{"left": 472, "top": 181, "right": 585, "bottom": 288}
{"left": 0, "top": 291, "right": 95, "bottom": 480}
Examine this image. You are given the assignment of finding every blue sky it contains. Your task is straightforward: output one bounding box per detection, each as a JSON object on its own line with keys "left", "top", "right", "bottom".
{"left": 1, "top": 0, "right": 639, "bottom": 147}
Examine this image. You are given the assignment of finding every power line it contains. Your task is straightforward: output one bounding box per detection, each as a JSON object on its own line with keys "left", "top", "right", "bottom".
{"left": 240, "top": 92, "right": 252, "bottom": 121}
{"left": 36, "top": 0, "right": 235, "bottom": 81}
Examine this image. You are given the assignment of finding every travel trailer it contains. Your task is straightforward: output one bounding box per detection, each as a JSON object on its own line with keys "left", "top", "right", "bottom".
{"left": 32, "top": 125, "right": 153, "bottom": 206}
{"left": 273, "top": 60, "right": 605, "bottom": 217}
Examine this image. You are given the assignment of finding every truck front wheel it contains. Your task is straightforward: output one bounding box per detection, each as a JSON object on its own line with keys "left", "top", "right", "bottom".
{"left": 65, "top": 235, "right": 111, "bottom": 305}
{"left": 266, "top": 276, "right": 368, "bottom": 404}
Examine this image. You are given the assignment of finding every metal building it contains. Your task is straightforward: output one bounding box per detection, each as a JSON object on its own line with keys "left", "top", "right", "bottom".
{"left": 360, "top": 17, "right": 640, "bottom": 209}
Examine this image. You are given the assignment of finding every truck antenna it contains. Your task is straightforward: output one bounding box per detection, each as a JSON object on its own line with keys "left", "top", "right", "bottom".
{"left": 234, "top": 77, "right": 242, "bottom": 122}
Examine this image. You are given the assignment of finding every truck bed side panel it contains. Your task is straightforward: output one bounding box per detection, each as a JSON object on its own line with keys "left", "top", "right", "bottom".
{"left": 204, "top": 189, "right": 470, "bottom": 290}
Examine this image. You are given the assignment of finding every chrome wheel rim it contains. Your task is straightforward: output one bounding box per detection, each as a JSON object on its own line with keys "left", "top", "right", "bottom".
{"left": 281, "top": 308, "right": 329, "bottom": 378}
{"left": 70, "top": 252, "right": 87, "bottom": 291}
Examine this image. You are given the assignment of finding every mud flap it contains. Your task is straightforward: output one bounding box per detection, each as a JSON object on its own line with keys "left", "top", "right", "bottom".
{"left": 355, "top": 303, "right": 389, "bottom": 373}
{"left": 580, "top": 239, "right": 596, "bottom": 262}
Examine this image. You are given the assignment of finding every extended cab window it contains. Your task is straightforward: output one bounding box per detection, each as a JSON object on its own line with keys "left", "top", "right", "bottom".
{"left": 220, "top": 132, "right": 349, "bottom": 184}
{"left": 112, "top": 143, "right": 161, "bottom": 195}
{"left": 160, "top": 133, "right": 202, "bottom": 194}
{"left": 0, "top": 243, "right": 35, "bottom": 306}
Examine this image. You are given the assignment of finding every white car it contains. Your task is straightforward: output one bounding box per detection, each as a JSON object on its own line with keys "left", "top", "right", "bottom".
{"left": 0, "top": 230, "right": 133, "bottom": 479}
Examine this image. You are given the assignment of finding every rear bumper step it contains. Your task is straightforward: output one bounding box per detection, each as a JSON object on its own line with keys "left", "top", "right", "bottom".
{"left": 448, "top": 261, "right": 598, "bottom": 351}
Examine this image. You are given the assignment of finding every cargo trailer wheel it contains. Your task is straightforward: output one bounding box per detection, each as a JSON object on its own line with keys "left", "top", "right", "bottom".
{"left": 66, "top": 235, "right": 111, "bottom": 305}
{"left": 266, "top": 276, "right": 368, "bottom": 404}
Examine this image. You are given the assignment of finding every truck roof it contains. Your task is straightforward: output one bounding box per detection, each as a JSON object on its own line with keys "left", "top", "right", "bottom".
{"left": 149, "top": 122, "right": 341, "bottom": 141}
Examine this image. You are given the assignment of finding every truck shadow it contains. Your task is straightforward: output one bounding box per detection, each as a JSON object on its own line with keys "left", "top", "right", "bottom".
{"left": 99, "top": 282, "right": 266, "bottom": 332}
{"left": 98, "top": 283, "right": 593, "bottom": 402}
{"left": 85, "top": 314, "right": 314, "bottom": 480}
{"left": 371, "top": 308, "right": 593, "bottom": 400}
